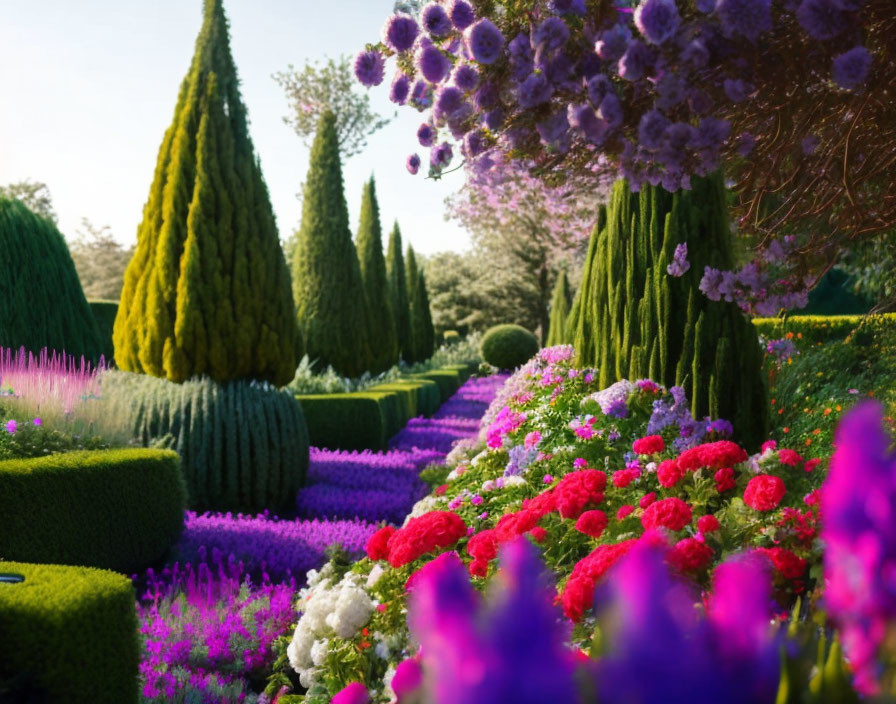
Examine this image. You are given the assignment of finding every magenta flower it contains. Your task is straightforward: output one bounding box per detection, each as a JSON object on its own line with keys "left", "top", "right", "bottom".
{"left": 5, "top": 419, "right": 17, "bottom": 434}
{"left": 332, "top": 682, "right": 369, "bottom": 704}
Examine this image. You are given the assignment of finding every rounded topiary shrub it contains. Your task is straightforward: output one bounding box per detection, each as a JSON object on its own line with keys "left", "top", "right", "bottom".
{"left": 480, "top": 324, "right": 540, "bottom": 371}
{"left": 103, "top": 372, "right": 309, "bottom": 514}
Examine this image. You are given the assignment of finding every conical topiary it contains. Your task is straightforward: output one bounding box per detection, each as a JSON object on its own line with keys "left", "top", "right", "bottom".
{"left": 571, "top": 173, "right": 768, "bottom": 450}
{"left": 0, "top": 198, "right": 104, "bottom": 361}
{"left": 292, "top": 111, "right": 372, "bottom": 377}
{"left": 387, "top": 222, "right": 413, "bottom": 362}
{"left": 113, "top": 0, "right": 300, "bottom": 386}
{"left": 405, "top": 246, "right": 423, "bottom": 363}
{"left": 356, "top": 177, "right": 398, "bottom": 373}
{"left": 416, "top": 269, "right": 435, "bottom": 360}
{"left": 545, "top": 268, "right": 573, "bottom": 347}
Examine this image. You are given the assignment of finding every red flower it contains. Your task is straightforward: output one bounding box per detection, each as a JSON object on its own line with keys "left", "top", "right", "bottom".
{"left": 633, "top": 435, "right": 665, "bottom": 455}
{"left": 434, "top": 484, "right": 448, "bottom": 496}
{"left": 523, "top": 489, "right": 557, "bottom": 519}
{"left": 657, "top": 459, "right": 684, "bottom": 488}
{"left": 554, "top": 470, "right": 607, "bottom": 519}
{"left": 803, "top": 458, "right": 821, "bottom": 473}
{"left": 714, "top": 467, "right": 736, "bottom": 492}
{"left": 697, "top": 514, "right": 721, "bottom": 534}
{"left": 469, "top": 558, "right": 489, "bottom": 577}
{"left": 743, "top": 475, "right": 786, "bottom": 512}
{"left": 616, "top": 505, "right": 634, "bottom": 520}
{"left": 641, "top": 497, "right": 692, "bottom": 532}
{"left": 466, "top": 529, "right": 498, "bottom": 562}
{"left": 575, "top": 510, "right": 608, "bottom": 539}
{"left": 386, "top": 511, "right": 468, "bottom": 567}
{"left": 529, "top": 526, "right": 548, "bottom": 543}
{"left": 562, "top": 540, "right": 637, "bottom": 620}
{"left": 612, "top": 468, "right": 641, "bottom": 488}
{"left": 678, "top": 441, "right": 748, "bottom": 472}
{"left": 494, "top": 509, "right": 540, "bottom": 543}
{"left": 639, "top": 492, "right": 657, "bottom": 509}
{"left": 757, "top": 547, "right": 807, "bottom": 579}
{"left": 366, "top": 526, "right": 397, "bottom": 561}
{"left": 668, "top": 537, "right": 714, "bottom": 573}
{"left": 777, "top": 449, "right": 804, "bottom": 467}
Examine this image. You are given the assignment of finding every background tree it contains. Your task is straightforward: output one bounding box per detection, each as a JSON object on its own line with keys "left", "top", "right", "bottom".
{"left": 293, "top": 111, "right": 372, "bottom": 377}
{"left": 356, "top": 177, "right": 398, "bottom": 372}
{"left": 67, "top": 219, "right": 134, "bottom": 301}
{"left": 114, "top": 0, "right": 300, "bottom": 386}
{"left": 0, "top": 180, "right": 56, "bottom": 223}
{"left": 545, "top": 267, "right": 572, "bottom": 347}
{"left": 416, "top": 269, "right": 435, "bottom": 360}
{"left": 386, "top": 222, "right": 413, "bottom": 362}
{"left": 274, "top": 55, "right": 391, "bottom": 158}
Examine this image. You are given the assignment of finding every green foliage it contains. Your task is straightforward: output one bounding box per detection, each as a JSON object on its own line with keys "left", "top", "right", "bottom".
{"left": 545, "top": 268, "right": 573, "bottom": 347}
{"left": 293, "top": 111, "right": 372, "bottom": 377}
{"left": 571, "top": 174, "right": 768, "bottom": 451}
{"left": 802, "top": 269, "right": 873, "bottom": 315}
{"left": 405, "top": 247, "right": 435, "bottom": 363}
{"left": 442, "top": 330, "right": 461, "bottom": 345}
{"left": 409, "top": 368, "right": 467, "bottom": 402}
{"left": 0, "top": 417, "right": 111, "bottom": 460}
{"left": 356, "top": 178, "right": 399, "bottom": 373}
{"left": 0, "top": 449, "right": 185, "bottom": 572}
{"left": 0, "top": 198, "right": 104, "bottom": 361}
{"left": 480, "top": 324, "right": 540, "bottom": 371}
{"left": 68, "top": 220, "right": 134, "bottom": 301}
{"left": 114, "top": 0, "right": 300, "bottom": 386}
{"left": 0, "top": 561, "right": 139, "bottom": 704}
{"left": 368, "top": 379, "right": 441, "bottom": 419}
{"left": 386, "top": 222, "right": 413, "bottom": 363}
{"left": 297, "top": 393, "right": 390, "bottom": 451}
{"left": 0, "top": 179, "right": 56, "bottom": 223}
{"left": 274, "top": 55, "right": 391, "bottom": 158}
{"left": 753, "top": 313, "right": 896, "bottom": 345}
{"left": 103, "top": 372, "right": 309, "bottom": 513}
{"left": 89, "top": 299, "right": 118, "bottom": 363}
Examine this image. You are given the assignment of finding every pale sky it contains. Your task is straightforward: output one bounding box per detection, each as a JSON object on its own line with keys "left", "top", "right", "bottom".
{"left": 0, "top": 0, "right": 470, "bottom": 255}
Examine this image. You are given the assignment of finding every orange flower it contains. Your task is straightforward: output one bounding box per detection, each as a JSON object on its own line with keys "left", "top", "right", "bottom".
{"left": 836, "top": 405, "right": 842, "bottom": 411}
{"left": 778, "top": 408, "right": 784, "bottom": 415}
{"left": 824, "top": 408, "right": 832, "bottom": 416}
{"left": 797, "top": 332, "right": 803, "bottom": 339}
{"left": 783, "top": 427, "right": 790, "bottom": 434}
{"left": 813, "top": 428, "right": 821, "bottom": 435}
{"left": 805, "top": 439, "right": 812, "bottom": 447}
{"left": 786, "top": 332, "right": 794, "bottom": 339}
{"left": 771, "top": 399, "right": 776, "bottom": 406}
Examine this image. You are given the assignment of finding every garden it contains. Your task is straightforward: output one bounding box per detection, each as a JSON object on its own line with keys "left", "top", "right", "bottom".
{"left": 1, "top": 0, "right": 895, "bottom": 703}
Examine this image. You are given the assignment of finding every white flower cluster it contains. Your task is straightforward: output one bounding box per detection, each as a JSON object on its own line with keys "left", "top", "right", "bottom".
{"left": 287, "top": 565, "right": 375, "bottom": 688}
{"left": 405, "top": 495, "right": 440, "bottom": 523}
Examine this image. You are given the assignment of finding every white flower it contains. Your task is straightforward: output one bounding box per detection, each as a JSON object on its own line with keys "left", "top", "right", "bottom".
{"left": 366, "top": 563, "right": 386, "bottom": 588}
{"left": 406, "top": 495, "right": 439, "bottom": 522}
{"left": 446, "top": 468, "right": 460, "bottom": 480}
{"left": 310, "top": 639, "right": 330, "bottom": 667}
{"left": 504, "top": 475, "right": 527, "bottom": 487}
{"left": 375, "top": 640, "right": 391, "bottom": 659}
{"left": 326, "top": 578, "right": 375, "bottom": 638}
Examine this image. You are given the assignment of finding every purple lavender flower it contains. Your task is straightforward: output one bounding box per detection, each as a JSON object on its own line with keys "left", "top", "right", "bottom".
{"left": 796, "top": 0, "right": 847, "bottom": 40}
{"left": 667, "top": 242, "right": 690, "bottom": 277}
{"left": 417, "top": 45, "right": 452, "bottom": 83}
{"left": 832, "top": 46, "right": 872, "bottom": 89}
{"left": 638, "top": 109, "right": 669, "bottom": 149}
{"left": 435, "top": 85, "right": 466, "bottom": 121}
{"left": 696, "top": 0, "right": 717, "bottom": 11}
{"left": 723, "top": 78, "right": 752, "bottom": 102}
{"left": 517, "top": 73, "right": 553, "bottom": 109}
{"left": 422, "top": 3, "right": 453, "bottom": 38}
{"left": 618, "top": 39, "right": 651, "bottom": 81}
{"left": 595, "top": 24, "right": 631, "bottom": 61}
{"left": 466, "top": 19, "right": 505, "bottom": 64}
{"left": 568, "top": 103, "right": 609, "bottom": 144}
{"left": 736, "top": 132, "right": 757, "bottom": 156}
{"left": 354, "top": 50, "right": 385, "bottom": 87}
{"left": 390, "top": 73, "right": 411, "bottom": 104}
{"left": 536, "top": 110, "right": 570, "bottom": 150}
{"left": 700, "top": 266, "right": 725, "bottom": 301}
{"left": 655, "top": 73, "right": 686, "bottom": 109}
{"left": 417, "top": 122, "right": 436, "bottom": 147}
{"left": 383, "top": 14, "right": 419, "bottom": 53}
{"left": 407, "top": 153, "right": 421, "bottom": 174}
{"left": 451, "top": 63, "right": 479, "bottom": 92}
{"left": 681, "top": 38, "right": 709, "bottom": 68}
{"left": 410, "top": 79, "right": 432, "bottom": 108}
{"left": 484, "top": 107, "right": 505, "bottom": 130}
{"left": 533, "top": 17, "right": 570, "bottom": 55}
{"left": 507, "top": 33, "right": 534, "bottom": 81}
{"left": 716, "top": 0, "right": 772, "bottom": 41}
{"left": 474, "top": 81, "right": 499, "bottom": 110}
{"left": 634, "top": 0, "right": 681, "bottom": 45}
{"left": 463, "top": 129, "right": 488, "bottom": 158}
{"left": 552, "top": 0, "right": 586, "bottom": 14}
{"left": 586, "top": 74, "right": 612, "bottom": 107}
{"left": 431, "top": 141, "right": 454, "bottom": 168}
{"left": 598, "top": 92, "right": 623, "bottom": 127}
{"left": 801, "top": 134, "right": 820, "bottom": 155}
{"left": 449, "top": 0, "right": 476, "bottom": 30}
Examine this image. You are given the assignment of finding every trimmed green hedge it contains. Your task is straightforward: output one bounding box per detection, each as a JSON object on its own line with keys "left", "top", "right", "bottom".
{"left": 103, "top": 373, "right": 310, "bottom": 514}
{"left": 369, "top": 378, "right": 441, "bottom": 418}
{"left": 753, "top": 314, "right": 896, "bottom": 345}
{"left": 0, "top": 449, "right": 185, "bottom": 573}
{"left": 297, "top": 393, "right": 388, "bottom": 450}
{"left": 88, "top": 299, "right": 118, "bottom": 364}
{"left": 409, "top": 368, "right": 464, "bottom": 403}
{"left": 481, "top": 324, "right": 540, "bottom": 370}
{"left": 0, "top": 561, "right": 139, "bottom": 704}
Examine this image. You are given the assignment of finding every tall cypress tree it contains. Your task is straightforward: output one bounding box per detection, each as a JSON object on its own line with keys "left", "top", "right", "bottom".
{"left": 417, "top": 270, "right": 435, "bottom": 359}
{"left": 113, "top": 0, "right": 299, "bottom": 386}
{"left": 293, "top": 111, "right": 372, "bottom": 377}
{"left": 572, "top": 173, "right": 768, "bottom": 450}
{"left": 405, "top": 245, "right": 422, "bottom": 363}
{"left": 386, "top": 222, "right": 412, "bottom": 362}
{"left": 545, "top": 268, "right": 573, "bottom": 347}
{"left": 356, "top": 177, "right": 398, "bottom": 373}
{"left": 0, "top": 198, "right": 104, "bottom": 361}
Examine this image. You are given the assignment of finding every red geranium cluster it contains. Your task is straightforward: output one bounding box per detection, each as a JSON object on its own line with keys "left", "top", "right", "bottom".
{"left": 562, "top": 539, "right": 637, "bottom": 621}
{"left": 777, "top": 449, "right": 804, "bottom": 467}
{"left": 757, "top": 547, "right": 807, "bottom": 580}
{"left": 657, "top": 459, "right": 685, "bottom": 488}
{"left": 552, "top": 469, "right": 607, "bottom": 519}
{"left": 714, "top": 467, "right": 736, "bottom": 492}
{"left": 574, "top": 510, "right": 609, "bottom": 539}
{"left": 632, "top": 435, "right": 665, "bottom": 455}
{"left": 744, "top": 475, "right": 787, "bottom": 512}
{"left": 678, "top": 441, "right": 748, "bottom": 472}
{"left": 641, "top": 497, "right": 693, "bottom": 532}
{"left": 612, "top": 468, "right": 641, "bottom": 488}
{"left": 668, "top": 537, "right": 714, "bottom": 573}
{"left": 366, "top": 511, "right": 468, "bottom": 568}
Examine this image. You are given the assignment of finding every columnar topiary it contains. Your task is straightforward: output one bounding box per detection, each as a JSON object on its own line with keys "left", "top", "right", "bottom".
{"left": 387, "top": 222, "right": 413, "bottom": 362}
{"left": 0, "top": 198, "right": 104, "bottom": 362}
{"left": 416, "top": 270, "right": 435, "bottom": 361}
{"left": 545, "top": 268, "right": 573, "bottom": 347}
{"left": 356, "top": 177, "right": 398, "bottom": 373}
{"left": 572, "top": 173, "right": 768, "bottom": 450}
{"left": 103, "top": 372, "right": 309, "bottom": 514}
{"left": 113, "top": 0, "right": 299, "bottom": 386}
{"left": 405, "top": 246, "right": 431, "bottom": 363}
{"left": 293, "top": 111, "right": 372, "bottom": 377}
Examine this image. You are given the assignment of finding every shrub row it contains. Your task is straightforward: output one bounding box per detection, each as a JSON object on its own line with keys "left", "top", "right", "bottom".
{"left": 0, "top": 448, "right": 185, "bottom": 574}
{"left": 0, "top": 561, "right": 139, "bottom": 704}
{"left": 753, "top": 313, "right": 896, "bottom": 345}
{"left": 297, "top": 366, "right": 472, "bottom": 451}
{"left": 103, "top": 373, "right": 310, "bottom": 514}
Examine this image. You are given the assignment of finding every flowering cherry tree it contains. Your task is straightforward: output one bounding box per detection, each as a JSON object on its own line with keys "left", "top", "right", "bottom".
{"left": 355, "top": 0, "right": 893, "bottom": 277}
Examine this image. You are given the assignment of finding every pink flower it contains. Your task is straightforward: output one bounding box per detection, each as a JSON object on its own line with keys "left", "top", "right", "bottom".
{"left": 5, "top": 419, "right": 17, "bottom": 434}
{"left": 617, "top": 505, "right": 634, "bottom": 520}
{"left": 632, "top": 435, "right": 665, "bottom": 455}
{"left": 524, "top": 430, "right": 542, "bottom": 450}
{"left": 543, "top": 474, "right": 554, "bottom": 484}
{"left": 332, "top": 682, "right": 369, "bottom": 704}
{"left": 573, "top": 458, "right": 588, "bottom": 469}
{"left": 32, "top": 417, "right": 41, "bottom": 427}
